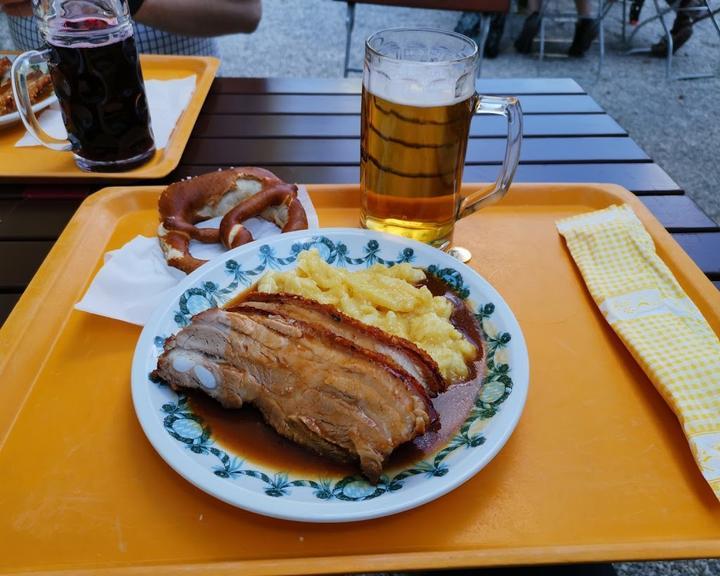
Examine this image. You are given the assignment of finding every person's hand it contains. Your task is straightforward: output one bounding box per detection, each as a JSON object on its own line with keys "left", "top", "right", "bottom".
{"left": 0, "top": 0, "right": 32, "bottom": 17}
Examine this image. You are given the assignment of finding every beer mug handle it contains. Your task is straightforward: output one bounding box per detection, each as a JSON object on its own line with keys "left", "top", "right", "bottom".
{"left": 11, "top": 50, "right": 71, "bottom": 152}
{"left": 458, "top": 95, "right": 522, "bottom": 219}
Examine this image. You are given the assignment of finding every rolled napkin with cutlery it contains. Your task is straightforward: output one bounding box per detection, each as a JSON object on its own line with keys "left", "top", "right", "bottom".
{"left": 557, "top": 204, "right": 720, "bottom": 500}
{"left": 75, "top": 185, "right": 319, "bottom": 326}
{"left": 15, "top": 76, "right": 197, "bottom": 149}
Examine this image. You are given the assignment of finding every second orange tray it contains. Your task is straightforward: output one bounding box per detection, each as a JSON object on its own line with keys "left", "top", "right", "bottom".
{"left": 0, "top": 54, "right": 218, "bottom": 181}
{"left": 0, "top": 183, "right": 719, "bottom": 575}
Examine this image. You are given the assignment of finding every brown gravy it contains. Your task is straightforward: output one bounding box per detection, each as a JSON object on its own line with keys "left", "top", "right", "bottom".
{"left": 224, "top": 287, "right": 256, "bottom": 310}
{"left": 188, "top": 276, "right": 485, "bottom": 477}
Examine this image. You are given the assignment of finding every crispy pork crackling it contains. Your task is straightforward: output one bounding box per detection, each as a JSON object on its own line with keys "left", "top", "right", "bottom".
{"left": 153, "top": 295, "right": 440, "bottom": 482}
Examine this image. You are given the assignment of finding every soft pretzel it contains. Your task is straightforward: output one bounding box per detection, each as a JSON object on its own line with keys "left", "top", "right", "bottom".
{"left": 158, "top": 167, "right": 308, "bottom": 273}
{"left": 219, "top": 183, "right": 308, "bottom": 249}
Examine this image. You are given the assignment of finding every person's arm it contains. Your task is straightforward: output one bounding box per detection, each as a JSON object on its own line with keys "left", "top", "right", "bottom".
{"left": 0, "top": 0, "right": 262, "bottom": 35}
{"left": 134, "top": 0, "right": 262, "bottom": 36}
{"left": 0, "top": 0, "right": 31, "bottom": 17}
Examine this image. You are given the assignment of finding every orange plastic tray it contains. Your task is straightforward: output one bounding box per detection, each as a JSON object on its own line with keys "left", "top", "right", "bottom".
{"left": 0, "top": 54, "right": 218, "bottom": 180}
{"left": 1, "top": 184, "right": 719, "bottom": 575}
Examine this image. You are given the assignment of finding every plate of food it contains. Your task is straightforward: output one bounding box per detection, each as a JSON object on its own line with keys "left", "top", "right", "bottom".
{"left": 0, "top": 55, "right": 56, "bottom": 128}
{"left": 132, "top": 228, "right": 529, "bottom": 522}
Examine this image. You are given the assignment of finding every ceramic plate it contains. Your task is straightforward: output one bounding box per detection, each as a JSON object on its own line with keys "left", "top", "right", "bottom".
{"left": 0, "top": 56, "right": 57, "bottom": 129}
{"left": 132, "top": 228, "right": 529, "bottom": 522}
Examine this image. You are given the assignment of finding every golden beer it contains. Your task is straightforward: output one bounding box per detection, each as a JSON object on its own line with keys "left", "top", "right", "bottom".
{"left": 360, "top": 29, "right": 522, "bottom": 249}
{"left": 360, "top": 89, "right": 475, "bottom": 248}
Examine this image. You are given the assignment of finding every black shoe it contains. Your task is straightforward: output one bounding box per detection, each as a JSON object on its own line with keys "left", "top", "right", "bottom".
{"left": 568, "top": 17, "right": 598, "bottom": 57}
{"left": 484, "top": 13, "right": 507, "bottom": 58}
{"left": 514, "top": 12, "right": 540, "bottom": 54}
{"left": 455, "top": 11, "right": 482, "bottom": 36}
{"left": 650, "top": 23, "right": 694, "bottom": 56}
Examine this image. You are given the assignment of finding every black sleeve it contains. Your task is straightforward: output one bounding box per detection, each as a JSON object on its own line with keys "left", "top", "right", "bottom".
{"left": 127, "top": 0, "right": 145, "bottom": 15}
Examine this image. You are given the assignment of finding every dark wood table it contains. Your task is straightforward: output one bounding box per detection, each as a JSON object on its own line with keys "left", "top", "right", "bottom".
{"left": 1, "top": 76, "right": 718, "bottom": 325}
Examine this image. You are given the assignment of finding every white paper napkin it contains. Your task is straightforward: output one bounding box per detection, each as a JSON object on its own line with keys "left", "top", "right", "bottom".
{"left": 15, "top": 76, "right": 197, "bottom": 149}
{"left": 74, "top": 186, "right": 319, "bottom": 326}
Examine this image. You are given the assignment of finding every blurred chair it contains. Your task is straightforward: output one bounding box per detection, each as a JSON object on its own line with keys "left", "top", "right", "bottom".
{"left": 623, "top": 0, "right": 720, "bottom": 79}
{"left": 334, "top": 0, "right": 511, "bottom": 77}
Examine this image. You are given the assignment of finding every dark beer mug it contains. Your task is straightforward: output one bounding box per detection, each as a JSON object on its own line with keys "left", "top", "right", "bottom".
{"left": 12, "top": 0, "right": 155, "bottom": 172}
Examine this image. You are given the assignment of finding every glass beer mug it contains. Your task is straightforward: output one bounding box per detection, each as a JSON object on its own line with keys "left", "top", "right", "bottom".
{"left": 360, "top": 28, "right": 522, "bottom": 249}
{"left": 12, "top": 0, "right": 155, "bottom": 172}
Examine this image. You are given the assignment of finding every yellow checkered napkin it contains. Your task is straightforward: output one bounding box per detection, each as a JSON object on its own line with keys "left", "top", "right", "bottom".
{"left": 557, "top": 204, "right": 720, "bottom": 499}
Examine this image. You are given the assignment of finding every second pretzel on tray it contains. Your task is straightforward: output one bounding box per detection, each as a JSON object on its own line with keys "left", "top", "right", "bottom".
{"left": 158, "top": 167, "right": 309, "bottom": 273}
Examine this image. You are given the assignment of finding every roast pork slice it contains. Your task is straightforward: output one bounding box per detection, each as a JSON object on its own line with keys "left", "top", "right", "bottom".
{"left": 154, "top": 307, "right": 436, "bottom": 482}
{"left": 233, "top": 292, "right": 447, "bottom": 396}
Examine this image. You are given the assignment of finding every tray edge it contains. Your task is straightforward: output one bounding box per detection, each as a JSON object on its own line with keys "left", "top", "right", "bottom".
{"left": 1, "top": 182, "right": 719, "bottom": 572}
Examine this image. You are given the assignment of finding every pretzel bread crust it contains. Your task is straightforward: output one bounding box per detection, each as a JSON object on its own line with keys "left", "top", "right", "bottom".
{"left": 158, "top": 167, "right": 308, "bottom": 273}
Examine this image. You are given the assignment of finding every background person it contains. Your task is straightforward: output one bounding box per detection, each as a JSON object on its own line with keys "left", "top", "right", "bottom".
{"left": 650, "top": 0, "right": 705, "bottom": 56}
{"left": 0, "top": 0, "right": 262, "bottom": 56}
{"left": 455, "top": 10, "right": 507, "bottom": 58}
{"left": 514, "top": 0, "right": 598, "bottom": 57}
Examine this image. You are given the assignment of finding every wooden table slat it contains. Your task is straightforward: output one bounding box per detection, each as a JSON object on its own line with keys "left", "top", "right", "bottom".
{"left": 0, "top": 292, "right": 21, "bottom": 326}
{"left": 172, "top": 162, "right": 682, "bottom": 193}
{"left": 181, "top": 136, "right": 649, "bottom": 166}
{"left": 201, "top": 94, "right": 604, "bottom": 115}
{"left": 211, "top": 77, "right": 586, "bottom": 96}
{"left": 673, "top": 232, "right": 720, "bottom": 277}
{"left": 0, "top": 183, "right": 95, "bottom": 200}
{"left": 641, "top": 196, "right": 718, "bottom": 231}
{"left": 0, "top": 199, "right": 18, "bottom": 222}
{"left": 191, "top": 113, "right": 627, "bottom": 139}
{"left": 0, "top": 199, "right": 83, "bottom": 240}
{"left": 0, "top": 241, "right": 54, "bottom": 290}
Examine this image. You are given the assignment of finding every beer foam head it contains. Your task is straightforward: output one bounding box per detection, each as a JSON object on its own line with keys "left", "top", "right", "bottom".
{"left": 364, "top": 28, "right": 478, "bottom": 108}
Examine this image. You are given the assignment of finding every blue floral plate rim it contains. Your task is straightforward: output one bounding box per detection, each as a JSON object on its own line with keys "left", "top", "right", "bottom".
{"left": 131, "top": 228, "right": 529, "bottom": 523}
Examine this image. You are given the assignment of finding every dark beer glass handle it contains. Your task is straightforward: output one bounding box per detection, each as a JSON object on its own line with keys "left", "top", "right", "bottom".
{"left": 458, "top": 95, "right": 523, "bottom": 220}
{"left": 11, "top": 50, "right": 71, "bottom": 152}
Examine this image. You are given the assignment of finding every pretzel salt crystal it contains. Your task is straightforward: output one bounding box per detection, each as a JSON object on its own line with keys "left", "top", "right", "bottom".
{"left": 158, "top": 167, "right": 308, "bottom": 273}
